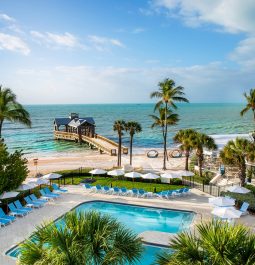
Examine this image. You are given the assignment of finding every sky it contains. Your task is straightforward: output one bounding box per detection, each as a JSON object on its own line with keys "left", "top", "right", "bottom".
{"left": 0, "top": 0, "right": 255, "bottom": 104}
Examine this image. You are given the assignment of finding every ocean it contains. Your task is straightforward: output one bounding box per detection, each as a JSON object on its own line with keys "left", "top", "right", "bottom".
{"left": 2, "top": 103, "right": 254, "bottom": 157}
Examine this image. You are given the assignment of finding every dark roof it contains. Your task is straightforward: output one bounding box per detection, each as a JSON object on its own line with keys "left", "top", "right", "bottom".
{"left": 54, "top": 117, "right": 95, "bottom": 127}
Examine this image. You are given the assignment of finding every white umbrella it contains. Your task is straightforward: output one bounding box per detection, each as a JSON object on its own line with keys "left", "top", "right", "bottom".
{"left": 177, "top": 170, "right": 195, "bottom": 177}
{"left": 142, "top": 173, "right": 160, "bottom": 180}
{"left": 124, "top": 172, "right": 142, "bottom": 179}
{"left": 211, "top": 207, "right": 242, "bottom": 219}
{"left": 161, "top": 172, "right": 182, "bottom": 179}
{"left": 17, "top": 184, "right": 33, "bottom": 191}
{"left": 42, "top": 173, "right": 62, "bottom": 180}
{"left": 0, "top": 191, "right": 19, "bottom": 200}
{"left": 33, "top": 178, "right": 49, "bottom": 185}
{"left": 26, "top": 181, "right": 39, "bottom": 188}
{"left": 107, "top": 169, "right": 125, "bottom": 176}
{"left": 227, "top": 185, "right": 250, "bottom": 194}
{"left": 209, "top": 197, "right": 235, "bottom": 207}
{"left": 89, "top": 169, "right": 107, "bottom": 175}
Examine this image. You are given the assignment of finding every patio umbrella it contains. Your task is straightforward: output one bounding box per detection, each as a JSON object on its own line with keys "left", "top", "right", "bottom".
{"left": 125, "top": 172, "right": 142, "bottom": 179}
{"left": 142, "top": 173, "right": 160, "bottom": 180}
{"left": 35, "top": 178, "right": 49, "bottom": 185}
{"left": 177, "top": 170, "right": 195, "bottom": 177}
{"left": 89, "top": 169, "right": 107, "bottom": 175}
{"left": 0, "top": 191, "right": 19, "bottom": 200}
{"left": 17, "top": 184, "right": 33, "bottom": 191}
{"left": 42, "top": 173, "right": 62, "bottom": 180}
{"left": 26, "top": 181, "right": 39, "bottom": 188}
{"left": 161, "top": 172, "right": 182, "bottom": 179}
{"left": 227, "top": 185, "right": 250, "bottom": 194}
{"left": 209, "top": 197, "right": 235, "bottom": 207}
{"left": 211, "top": 207, "right": 242, "bottom": 219}
{"left": 107, "top": 169, "right": 125, "bottom": 176}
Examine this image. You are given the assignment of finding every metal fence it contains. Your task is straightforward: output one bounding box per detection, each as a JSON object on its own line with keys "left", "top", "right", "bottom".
{"left": 182, "top": 176, "right": 225, "bottom": 197}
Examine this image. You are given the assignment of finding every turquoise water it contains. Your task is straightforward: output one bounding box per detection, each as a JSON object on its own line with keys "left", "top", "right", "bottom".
{"left": 2, "top": 103, "right": 253, "bottom": 156}
{"left": 6, "top": 201, "right": 191, "bottom": 263}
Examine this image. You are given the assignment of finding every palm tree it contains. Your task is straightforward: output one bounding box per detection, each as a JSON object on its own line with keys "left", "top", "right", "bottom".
{"left": 19, "top": 210, "right": 143, "bottom": 265}
{"left": 113, "top": 120, "right": 126, "bottom": 167}
{"left": 150, "top": 78, "right": 189, "bottom": 170}
{"left": 156, "top": 220, "right": 255, "bottom": 265}
{"left": 0, "top": 85, "right": 31, "bottom": 139}
{"left": 174, "top": 129, "right": 197, "bottom": 171}
{"left": 150, "top": 107, "right": 179, "bottom": 170}
{"left": 191, "top": 131, "right": 217, "bottom": 177}
{"left": 220, "top": 138, "right": 255, "bottom": 186}
{"left": 240, "top": 88, "right": 255, "bottom": 121}
{"left": 125, "top": 121, "right": 142, "bottom": 165}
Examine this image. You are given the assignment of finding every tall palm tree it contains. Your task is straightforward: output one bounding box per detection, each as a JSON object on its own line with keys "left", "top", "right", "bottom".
{"left": 191, "top": 131, "right": 217, "bottom": 177}
{"left": 220, "top": 138, "right": 255, "bottom": 186}
{"left": 174, "top": 129, "right": 197, "bottom": 171}
{"left": 0, "top": 85, "right": 31, "bottom": 139}
{"left": 150, "top": 78, "right": 189, "bottom": 170}
{"left": 156, "top": 220, "right": 255, "bottom": 265}
{"left": 125, "top": 121, "right": 142, "bottom": 165}
{"left": 150, "top": 107, "right": 179, "bottom": 170}
{"left": 240, "top": 88, "right": 255, "bottom": 121}
{"left": 113, "top": 120, "right": 126, "bottom": 167}
{"left": 19, "top": 210, "right": 143, "bottom": 265}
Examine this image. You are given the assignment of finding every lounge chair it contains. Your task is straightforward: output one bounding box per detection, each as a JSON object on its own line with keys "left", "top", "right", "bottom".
{"left": 0, "top": 218, "right": 11, "bottom": 227}
{"left": 52, "top": 183, "right": 68, "bottom": 193}
{"left": 30, "top": 194, "right": 47, "bottom": 204}
{"left": 120, "top": 187, "right": 128, "bottom": 196}
{"left": 24, "top": 196, "right": 43, "bottom": 208}
{"left": 44, "top": 187, "right": 60, "bottom": 197}
{"left": 156, "top": 191, "right": 169, "bottom": 199}
{"left": 103, "top": 186, "right": 111, "bottom": 194}
{"left": 138, "top": 189, "right": 147, "bottom": 198}
{"left": 240, "top": 202, "right": 249, "bottom": 216}
{"left": 8, "top": 203, "right": 27, "bottom": 217}
{"left": 0, "top": 208, "right": 16, "bottom": 222}
{"left": 39, "top": 189, "right": 55, "bottom": 200}
{"left": 95, "top": 185, "right": 102, "bottom": 193}
{"left": 14, "top": 200, "right": 33, "bottom": 213}
{"left": 84, "top": 184, "right": 93, "bottom": 191}
{"left": 112, "top": 187, "right": 120, "bottom": 195}
{"left": 131, "top": 188, "right": 138, "bottom": 197}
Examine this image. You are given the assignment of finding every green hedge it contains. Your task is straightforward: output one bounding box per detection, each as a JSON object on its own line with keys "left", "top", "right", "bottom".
{"left": 221, "top": 191, "right": 255, "bottom": 213}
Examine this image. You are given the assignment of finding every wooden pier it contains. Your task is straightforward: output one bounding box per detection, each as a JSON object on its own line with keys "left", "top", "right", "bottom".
{"left": 54, "top": 131, "right": 128, "bottom": 156}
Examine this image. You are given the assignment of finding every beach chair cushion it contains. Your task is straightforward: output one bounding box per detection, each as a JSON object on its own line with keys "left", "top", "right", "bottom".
{"left": 0, "top": 208, "right": 16, "bottom": 222}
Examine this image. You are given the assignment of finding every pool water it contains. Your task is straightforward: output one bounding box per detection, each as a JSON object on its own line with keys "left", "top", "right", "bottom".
{"left": 6, "top": 201, "right": 194, "bottom": 264}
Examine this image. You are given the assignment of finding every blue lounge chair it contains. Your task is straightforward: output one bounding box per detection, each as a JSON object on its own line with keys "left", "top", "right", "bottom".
{"left": 156, "top": 191, "right": 168, "bottom": 199}
{"left": 52, "top": 183, "right": 67, "bottom": 193}
{"left": 0, "top": 218, "right": 11, "bottom": 226}
{"left": 84, "top": 184, "right": 93, "bottom": 191}
{"left": 138, "top": 189, "right": 147, "bottom": 198}
{"left": 44, "top": 187, "right": 60, "bottom": 197}
{"left": 240, "top": 202, "right": 249, "bottom": 216}
{"left": 39, "top": 189, "right": 55, "bottom": 200}
{"left": 0, "top": 208, "right": 16, "bottom": 222}
{"left": 14, "top": 200, "right": 32, "bottom": 213}
{"left": 30, "top": 194, "right": 47, "bottom": 204}
{"left": 112, "top": 187, "right": 120, "bottom": 195}
{"left": 103, "top": 186, "right": 111, "bottom": 193}
{"left": 132, "top": 188, "right": 138, "bottom": 197}
{"left": 120, "top": 187, "right": 128, "bottom": 195}
{"left": 24, "top": 196, "right": 43, "bottom": 208}
{"left": 8, "top": 203, "right": 27, "bottom": 217}
{"left": 95, "top": 185, "right": 102, "bottom": 193}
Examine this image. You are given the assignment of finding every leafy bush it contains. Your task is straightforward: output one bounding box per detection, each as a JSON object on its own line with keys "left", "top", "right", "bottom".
{"left": 221, "top": 191, "right": 255, "bottom": 213}
{"left": 0, "top": 142, "right": 28, "bottom": 194}
{"left": 170, "top": 178, "right": 183, "bottom": 185}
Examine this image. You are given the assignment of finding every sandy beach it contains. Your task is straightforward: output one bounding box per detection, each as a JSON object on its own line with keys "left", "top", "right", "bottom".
{"left": 26, "top": 149, "right": 186, "bottom": 176}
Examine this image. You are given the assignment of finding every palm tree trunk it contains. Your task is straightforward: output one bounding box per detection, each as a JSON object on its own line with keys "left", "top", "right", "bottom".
{"left": 198, "top": 155, "right": 203, "bottom": 177}
{"left": 119, "top": 133, "right": 122, "bottom": 167}
{"left": 0, "top": 120, "right": 2, "bottom": 139}
{"left": 239, "top": 164, "right": 246, "bottom": 187}
{"left": 163, "top": 131, "right": 167, "bottom": 170}
{"left": 130, "top": 134, "right": 133, "bottom": 165}
{"left": 118, "top": 132, "right": 121, "bottom": 167}
{"left": 185, "top": 150, "right": 189, "bottom": 171}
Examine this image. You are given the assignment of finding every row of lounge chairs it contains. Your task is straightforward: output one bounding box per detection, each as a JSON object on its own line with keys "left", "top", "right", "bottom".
{"left": 0, "top": 184, "right": 67, "bottom": 227}
{"left": 83, "top": 184, "right": 191, "bottom": 199}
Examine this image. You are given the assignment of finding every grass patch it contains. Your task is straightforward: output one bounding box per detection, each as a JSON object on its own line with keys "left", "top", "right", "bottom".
{"left": 55, "top": 176, "right": 185, "bottom": 193}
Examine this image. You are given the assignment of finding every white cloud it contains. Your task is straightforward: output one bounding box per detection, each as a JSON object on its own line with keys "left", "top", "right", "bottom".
{"left": 88, "top": 35, "right": 125, "bottom": 51}
{"left": 11, "top": 62, "right": 255, "bottom": 104}
{"left": 0, "top": 13, "right": 15, "bottom": 22}
{"left": 0, "top": 32, "right": 30, "bottom": 55}
{"left": 151, "top": 0, "right": 255, "bottom": 34}
{"left": 132, "top": 28, "right": 146, "bottom": 34}
{"left": 230, "top": 36, "right": 255, "bottom": 68}
{"left": 30, "top": 31, "right": 86, "bottom": 49}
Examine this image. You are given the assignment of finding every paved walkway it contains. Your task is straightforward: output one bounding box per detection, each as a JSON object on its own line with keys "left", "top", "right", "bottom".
{"left": 0, "top": 186, "right": 253, "bottom": 265}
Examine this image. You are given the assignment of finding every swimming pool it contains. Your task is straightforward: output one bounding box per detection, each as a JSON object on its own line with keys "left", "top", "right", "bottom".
{"left": 6, "top": 201, "right": 194, "bottom": 263}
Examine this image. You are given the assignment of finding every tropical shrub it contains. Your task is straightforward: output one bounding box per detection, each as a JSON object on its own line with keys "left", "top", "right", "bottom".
{"left": 245, "top": 184, "right": 255, "bottom": 195}
{"left": 19, "top": 210, "right": 143, "bottom": 265}
{"left": 170, "top": 178, "right": 183, "bottom": 185}
{"left": 156, "top": 220, "right": 255, "bottom": 265}
{"left": 0, "top": 142, "right": 28, "bottom": 194}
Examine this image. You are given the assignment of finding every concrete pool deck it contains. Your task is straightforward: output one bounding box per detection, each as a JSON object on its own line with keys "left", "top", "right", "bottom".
{"left": 1, "top": 185, "right": 254, "bottom": 265}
